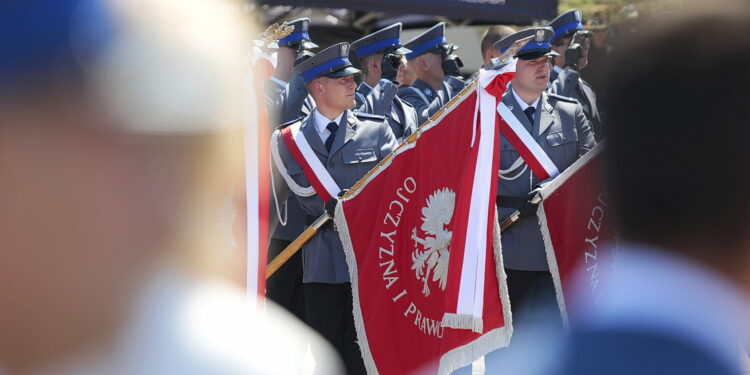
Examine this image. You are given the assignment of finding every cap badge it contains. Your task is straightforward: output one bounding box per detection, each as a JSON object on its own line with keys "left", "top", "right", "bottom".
{"left": 341, "top": 44, "right": 348, "bottom": 56}
{"left": 535, "top": 29, "right": 545, "bottom": 42}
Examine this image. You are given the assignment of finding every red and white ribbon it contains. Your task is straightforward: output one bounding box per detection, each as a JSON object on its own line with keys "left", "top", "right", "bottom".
{"left": 280, "top": 123, "right": 341, "bottom": 202}
{"left": 443, "top": 63, "right": 514, "bottom": 331}
{"left": 497, "top": 102, "right": 560, "bottom": 180}
{"left": 244, "top": 47, "right": 276, "bottom": 306}
{"left": 250, "top": 46, "right": 277, "bottom": 78}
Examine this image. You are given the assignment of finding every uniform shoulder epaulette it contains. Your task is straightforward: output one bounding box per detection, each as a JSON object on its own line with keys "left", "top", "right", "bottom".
{"left": 547, "top": 92, "right": 580, "bottom": 104}
{"left": 396, "top": 85, "right": 412, "bottom": 95}
{"left": 276, "top": 117, "right": 303, "bottom": 129}
{"left": 355, "top": 112, "right": 386, "bottom": 121}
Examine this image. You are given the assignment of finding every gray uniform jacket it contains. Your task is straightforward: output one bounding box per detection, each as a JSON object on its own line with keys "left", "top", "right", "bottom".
{"left": 498, "top": 86, "right": 596, "bottom": 271}
{"left": 272, "top": 110, "right": 398, "bottom": 283}
{"left": 264, "top": 79, "right": 285, "bottom": 117}
{"left": 270, "top": 74, "right": 315, "bottom": 241}
{"left": 355, "top": 80, "right": 418, "bottom": 140}
{"left": 279, "top": 74, "right": 316, "bottom": 123}
{"left": 550, "top": 68, "right": 603, "bottom": 141}
{"left": 397, "top": 76, "right": 466, "bottom": 125}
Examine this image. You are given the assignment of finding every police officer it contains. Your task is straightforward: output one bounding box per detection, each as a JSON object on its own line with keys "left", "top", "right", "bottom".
{"left": 274, "top": 19, "right": 319, "bottom": 125}
{"left": 466, "top": 25, "right": 517, "bottom": 82}
{"left": 480, "top": 26, "right": 517, "bottom": 66}
{"left": 271, "top": 43, "right": 397, "bottom": 375}
{"left": 459, "top": 27, "right": 597, "bottom": 375}
{"left": 266, "top": 17, "right": 319, "bottom": 327}
{"left": 548, "top": 9, "right": 604, "bottom": 141}
{"left": 350, "top": 23, "right": 418, "bottom": 140}
{"left": 264, "top": 17, "right": 317, "bottom": 117}
{"left": 397, "top": 22, "right": 466, "bottom": 125}
{"left": 493, "top": 27, "right": 596, "bottom": 324}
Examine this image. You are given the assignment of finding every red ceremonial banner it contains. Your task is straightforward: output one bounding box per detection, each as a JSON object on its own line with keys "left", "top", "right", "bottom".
{"left": 335, "top": 85, "right": 512, "bottom": 375}
{"left": 535, "top": 144, "right": 618, "bottom": 327}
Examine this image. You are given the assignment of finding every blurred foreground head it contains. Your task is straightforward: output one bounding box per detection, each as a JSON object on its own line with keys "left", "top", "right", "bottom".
{"left": 604, "top": 0, "right": 750, "bottom": 278}
{"left": 0, "top": 0, "right": 251, "bottom": 372}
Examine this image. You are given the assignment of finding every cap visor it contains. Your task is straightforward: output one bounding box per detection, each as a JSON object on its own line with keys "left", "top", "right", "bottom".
{"left": 394, "top": 46, "right": 412, "bottom": 55}
{"left": 551, "top": 29, "right": 579, "bottom": 44}
{"left": 300, "top": 40, "right": 319, "bottom": 50}
{"left": 325, "top": 66, "right": 361, "bottom": 78}
{"left": 294, "top": 54, "right": 314, "bottom": 66}
{"left": 428, "top": 46, "right": 444, "bottom": 54}
{"left": 516, "top": 50, "right": 553, "bottom": 60}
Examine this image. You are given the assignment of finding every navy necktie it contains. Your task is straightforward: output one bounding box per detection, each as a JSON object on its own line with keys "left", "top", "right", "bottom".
{"left": 325, "top": 122, "right": 338, "bottom": 152}
{"left": 524, "top": 106, "right": 536, "bottom": 125}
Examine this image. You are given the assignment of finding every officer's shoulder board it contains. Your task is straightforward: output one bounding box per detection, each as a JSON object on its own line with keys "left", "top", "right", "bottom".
{"left": 547, "top": 92, "right": 580, "bottom": 105}
{"left": 396, "top": 85, "right": 413, "bottom": 95}
{"left": 276, "top": 117, "right": 303, "bottom": 130}
{"left": 354, "top": 111, "right": 387, "bottom": 122}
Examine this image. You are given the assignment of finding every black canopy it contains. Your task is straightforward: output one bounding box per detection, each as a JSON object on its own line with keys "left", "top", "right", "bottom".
{"left": 257, "top": 0, "right": 558, "bottom": 27}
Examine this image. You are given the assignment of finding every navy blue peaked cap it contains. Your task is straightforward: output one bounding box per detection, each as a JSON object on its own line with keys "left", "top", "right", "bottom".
{"left": 292, "top": 42, "right": 361, "bottom": 83}
{"left": 278, "top": 18, "right": 319, "bottom": 50}
{"left": 351, "top": 23, "right": 411, "bottom": 60}
{"left": 548, "top": 9, "right": 584, "bottom": 44}
{"left": 494, "top": 27, "right": 555, "bottom": 60}
{"left": 403, "top": 22, "right": 449, "bottom": 60}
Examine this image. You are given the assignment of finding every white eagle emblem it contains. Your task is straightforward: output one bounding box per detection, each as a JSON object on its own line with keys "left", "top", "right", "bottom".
{"left": 535, "top": 29, "right": 545, "bottom": 42}
{"left": 410, "top": 188, "right": 456, "bottom": 297}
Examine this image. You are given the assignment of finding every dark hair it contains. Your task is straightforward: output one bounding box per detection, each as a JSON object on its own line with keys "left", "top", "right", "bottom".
{"left": 480, "top": 25, "right": 516, "bottom": 56}
{"left": 604, "top": 5, "right": 750, "bottom": 249}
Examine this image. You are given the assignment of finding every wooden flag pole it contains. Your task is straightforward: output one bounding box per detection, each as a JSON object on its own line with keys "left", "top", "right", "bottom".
{"left": 498, "top": 143, "right": 605, "bottom": 231}
{"left": 498, "top": 193, "right": 543, "bottom": 231}
{"left": 265, "top": 213, "right": 331, "bottom": 279}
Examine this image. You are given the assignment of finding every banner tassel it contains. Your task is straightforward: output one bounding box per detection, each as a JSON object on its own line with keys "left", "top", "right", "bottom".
{"left": 537, "top": 202, "right": 570, "bottom": 328}
{"left": 334, "top": 202, "right": 380, "bottom": 375}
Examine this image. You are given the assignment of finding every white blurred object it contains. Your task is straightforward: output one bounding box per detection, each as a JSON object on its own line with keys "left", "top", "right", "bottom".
{"left": 33, "top": 267, "right": 343, "bottom": 375}
{"left": 89, "top": 0, "right": 250, "bottom": 135}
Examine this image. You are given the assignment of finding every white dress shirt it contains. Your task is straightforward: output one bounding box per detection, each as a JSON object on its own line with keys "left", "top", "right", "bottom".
{"left": 312, "top": 110, "right": 344, "bottom": 144}
{"left": 511, "top": 87, "right": 540, "bottom": 122}
{"left": 20, "top": 268, "right": 342, "bottom": 375}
